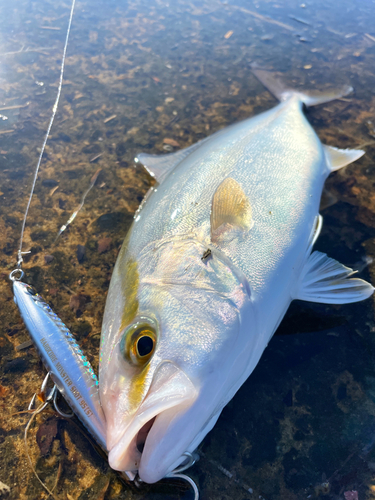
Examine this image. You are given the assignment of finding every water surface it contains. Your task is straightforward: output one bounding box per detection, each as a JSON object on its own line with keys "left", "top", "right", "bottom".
{"left": 1, "top": 0, "right": 375, "bottom": 498}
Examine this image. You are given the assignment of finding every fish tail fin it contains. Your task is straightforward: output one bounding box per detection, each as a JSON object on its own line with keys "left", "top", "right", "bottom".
{"left": 251, "top": 64, "right": 352, "bottom": 106}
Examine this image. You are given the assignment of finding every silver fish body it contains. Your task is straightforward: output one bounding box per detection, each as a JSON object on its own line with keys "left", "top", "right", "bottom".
{"left": 99, "top": 82, "right": 373, "bottom": 483}
{"left": 13, "top": 280, "right": 107, "bottom": 449}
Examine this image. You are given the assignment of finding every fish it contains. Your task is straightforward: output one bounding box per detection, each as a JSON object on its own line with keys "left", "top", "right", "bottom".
{"left": 99, "top": 69, "right": 374, "bottom": 484}
{"left": 12, "top": 278, "right": 107, "bottom": 449}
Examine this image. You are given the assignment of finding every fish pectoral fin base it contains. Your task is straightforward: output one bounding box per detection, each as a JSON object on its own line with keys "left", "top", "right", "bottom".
{"left": 251, "top": 65, "right": 353, "bottom": 106}
{"left": 210, "top": 178, "right": 253, "bottom": 241}
{"left": 135, "top": 137, "right": 210, "bottom": 183}
{"left": 293, "top": 251, "right": 374, "bottom": 304}
{"left": 324, "top": 145, "right": 365, "bottom": 172}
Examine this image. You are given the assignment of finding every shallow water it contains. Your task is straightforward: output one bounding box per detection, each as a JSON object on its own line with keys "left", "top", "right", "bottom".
{"left": 1, "top": 0, "right": 375, "bottom": 498}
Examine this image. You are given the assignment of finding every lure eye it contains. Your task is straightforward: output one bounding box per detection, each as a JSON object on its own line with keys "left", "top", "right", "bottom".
{"left": 121, "top": 321, "right": 157, "bottom": 366}
{"left": 27, "top": 285, "right": 38, "bottom": 296}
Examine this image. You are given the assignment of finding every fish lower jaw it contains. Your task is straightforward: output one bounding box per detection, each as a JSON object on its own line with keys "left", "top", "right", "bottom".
{"left": 107, "top": 405, "right": 189, "bottom": 480}
{"left": 107, "top": 416, "right": 156, "bottom": 473}
{"left": 106, "top": 361, "right": 198, "bottom": 480}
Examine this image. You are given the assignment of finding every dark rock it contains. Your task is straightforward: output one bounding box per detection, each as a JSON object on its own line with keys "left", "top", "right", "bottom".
{"left": 76, "top": 244, "right": 86, "bottom": 263}
{"left": 41, "top": 179, "right": 58, "bottom": 187}
{"left": 58, "top": 198, "right": 66, "bottom": 209}
{"left": 24, "top": 266, "right": 44, "bottom": 292}
{"left": 36, "top": 417, "right": 59, "bottom": 456}
{"left": 95, "top": 211, "right": 132, "bottom": 232}
{"left": 56, "top": 132, "right": 71, "bottom": 143}
{"left": 115, "top": 142, "right": 127, "bottom": 157}
{"left": 44, "top": 255, "right": 54, "bottom": 264}
{"left": 30, "top": 230, "right": 50, "bottom": 242}
{"left": 5, "top": 215, "right": 18, "bottom": 226}
{"left": 6, "top": 327, "right": 19, "bottom": 337}
{"left": 72, "top": 320, "right": 92, "bottom": 338}
{"left": 64, "top": 169, "right": 85, "bottom": 179}
{"left": 4, "top": 357, "right": 29, "bottom": 373}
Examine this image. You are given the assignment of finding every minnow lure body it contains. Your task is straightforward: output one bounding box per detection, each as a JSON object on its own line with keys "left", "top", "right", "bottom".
{"left": 12, "top": 279, "right": 106, "bottom": 449}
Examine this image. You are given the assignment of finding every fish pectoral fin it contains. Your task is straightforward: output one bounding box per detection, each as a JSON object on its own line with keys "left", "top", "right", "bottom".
{"left": 210, "top": 178, "right": 253, "bottom": 241}
{"left": 324, "top": 145, "right": 365, "bottom": 172}
{"left": 293, "top": 251, "right": 374, "bottom": 304}
{"left": 135, "top": 137, "right": 210, "bottom": 183}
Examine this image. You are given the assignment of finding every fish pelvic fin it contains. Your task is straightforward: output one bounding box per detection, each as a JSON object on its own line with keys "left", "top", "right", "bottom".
{"left": 251, "top": 64, "right": 353, "bottom": 106}
{"left": 210, "top": 178, "right": 253, "bottom": 241}
{"left": 293, "top": 251, "right": 374, "bottom": 304}
{"left": 324, "top": 145, "right": 365, "bottom": 172}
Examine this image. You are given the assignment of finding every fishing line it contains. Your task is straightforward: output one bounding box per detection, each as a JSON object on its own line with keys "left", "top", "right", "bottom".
{"left": 16, "top": 0, "right": 76, "bottom": 270}
{"left": 10, "top": 0, "right": 76, "bottom": 495}
{"left": 24, "top": 400, "right": 59, "bottom": 500}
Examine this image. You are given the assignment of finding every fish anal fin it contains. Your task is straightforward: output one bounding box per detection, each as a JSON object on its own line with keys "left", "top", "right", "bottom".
{"left": 211, "top": 178, "right": 253, "bottom": 241}
{"left": 293, "top": 251, "right": 374, "bottom": 304}
{"left": 324, "top": 145, "right": 365, "bottom": 172}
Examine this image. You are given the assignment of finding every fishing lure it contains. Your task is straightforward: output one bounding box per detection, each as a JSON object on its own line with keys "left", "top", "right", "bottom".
{"left": 11, "top": 273, "right": 106, "bottom": 448}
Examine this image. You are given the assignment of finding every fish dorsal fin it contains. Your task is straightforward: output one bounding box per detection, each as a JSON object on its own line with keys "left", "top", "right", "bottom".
{"left": 293, "top": 251, "right": 374, "bottom": 304}
{"left": 211, "top": 178, "right": 253, "bottom": 240}
{"left": 324, "top": 145, "right": 365, "bottom": 172}
{"left": 135, "top": 136, "right": 210, "bottom": 183}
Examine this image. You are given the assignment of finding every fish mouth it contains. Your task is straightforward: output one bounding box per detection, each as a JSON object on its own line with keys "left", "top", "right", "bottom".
{"left": 136, "top": 417, "right": 156, "bottom": 453}
{"left": 107, "top": 361, "right": 197, "bottom": 481}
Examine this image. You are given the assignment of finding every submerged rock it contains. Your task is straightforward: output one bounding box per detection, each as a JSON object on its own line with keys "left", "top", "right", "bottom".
{"left": 76, "top": 244, "right": 86, "bottom": 263}
{"left": 97, "top": 237, "right": 112, "bottom": 254}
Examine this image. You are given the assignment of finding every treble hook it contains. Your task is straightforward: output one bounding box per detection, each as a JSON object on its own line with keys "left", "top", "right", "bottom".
{"left": 53, "top": 389, "right": 74, "bottom": 418}
{"left": 28, "top": 372, "right": 56, "bottom": 412}
{"left": 28, "top": 372, "right": 74, "bottom": 418}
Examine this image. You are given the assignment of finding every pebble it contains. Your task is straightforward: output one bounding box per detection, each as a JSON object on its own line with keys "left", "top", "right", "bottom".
{"left": 98, "top": 237, "right": 112, "bottom": 254}
{"left": 69, "top": 294, "right": 90, "bottom": 314}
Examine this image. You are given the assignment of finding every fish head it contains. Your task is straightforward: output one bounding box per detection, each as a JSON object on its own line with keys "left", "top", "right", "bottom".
{"left": 99, "top": 236, "right": 254, "bottom": 483}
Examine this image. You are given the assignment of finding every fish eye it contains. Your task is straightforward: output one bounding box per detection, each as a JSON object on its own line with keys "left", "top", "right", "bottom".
{"left": 121, "top": 321, "right": 157, "bottom": 366}
{"left": 136, "top": 335, "right": 154, "bottom": 357}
